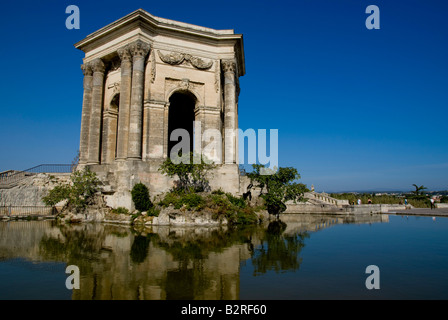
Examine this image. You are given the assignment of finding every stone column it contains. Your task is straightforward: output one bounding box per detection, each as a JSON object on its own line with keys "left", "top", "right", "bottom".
{"left": 127, "top": 40, "right": 150, "bottom": 160}
{"left": 116, "top": 46, "right": 132, "bottom": 160}
{"left": 222, "top": 59, "right": 237, "bottom": 164}
{"left": 79, "top": 63, "right": 93, "bottom": 164}
{"left": 101, "top": 110, "right": 118, "bottom": 164}
{"left": 87, "top": 58, "right": 105, "bottom": 165}
{"left": 195, "top": 106, "right": 222, "bottom": 164}
{"left": 144, "top": 101, "right": 166, "bottom": 160}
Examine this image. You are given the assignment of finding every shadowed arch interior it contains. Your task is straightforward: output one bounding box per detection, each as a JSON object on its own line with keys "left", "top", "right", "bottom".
{"left": 168, "top": 91, "right": 196, "bottom": 157}
{"left": 110, "top": 93, "right": 119, "bottom": 159}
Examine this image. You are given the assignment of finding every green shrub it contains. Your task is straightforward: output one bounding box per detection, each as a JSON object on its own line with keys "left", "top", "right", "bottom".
{"left": 211, "top": 189, "right": 225, "bottom": 195}
{"left": 182, "top": 193, "right": 205, "bottom": 210}
{"left": 111, "top": 207, "right": 130, "bottom": 215}
{"left": 225, "top": 193, "right": 246, "bottom": 208}
{"left": 158, "top": 191, "right": 204, "bottom": 211}
{"left": 42, "top": 185, "right": 71, "bottom": 206}
{"left": 211, "top": 194, "right": 228, "bottom": 207}
{"left": 131, "top": 183, "right": 153, "bottom": 212}
{"left": 131, "top": 211, "right": 141, "bottom": 221}
{"left": 42, "top": 168, "right": 99, "bottom": 212}
{"left": 147, "top": 206, "right": 160, "bottom": 217}
{"left": 236, "top": 207, "right": 258, "bottom": 225}
{"left": 158, "top": 152, "right": 215, "bottom": 193}
{"left": 158, "top": 190, "right": 259, "bottom": 225}
{"left": 159, "top": 192, "right": 182, "bottom": 209}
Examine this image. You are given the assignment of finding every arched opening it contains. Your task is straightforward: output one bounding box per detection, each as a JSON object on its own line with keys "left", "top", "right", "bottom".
{"left": 168, "top": 91, "right": 196, "bottom": 158}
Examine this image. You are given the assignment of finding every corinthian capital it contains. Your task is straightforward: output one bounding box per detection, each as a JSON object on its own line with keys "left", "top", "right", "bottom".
{"left": 128, "top": 40, "right": 150, "bottom": 58}
{"left": 90, "top": 58, "right": 105, "bottom": 73}
{"left": 81, "top": 63, "right": 93, "bottom": 76}
{"left": 221, "top": 59, "right": 236, "bottom": 73}
{"left": 117, "top": 46, "right": 132, "bottom": 62}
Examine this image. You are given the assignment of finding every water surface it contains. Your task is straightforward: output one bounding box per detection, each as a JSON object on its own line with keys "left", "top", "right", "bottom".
{"left": 0, "top": 214, "right": 447, "bottom": 299}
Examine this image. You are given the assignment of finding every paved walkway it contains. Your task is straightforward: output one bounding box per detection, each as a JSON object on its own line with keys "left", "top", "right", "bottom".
{"left": 388, "top": 207, "right": 448, "bottom": 217}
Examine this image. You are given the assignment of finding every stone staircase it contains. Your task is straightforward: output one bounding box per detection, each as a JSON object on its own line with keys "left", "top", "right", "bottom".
{"left": 304, "top": 191, "right": 349, "bottom": 207}
{"left": 0, "top": 164, "right": 73, "bottom": 189}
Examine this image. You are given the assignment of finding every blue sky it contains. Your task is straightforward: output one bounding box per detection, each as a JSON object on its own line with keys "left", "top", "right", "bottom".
{"left": 0, "top": 0, "right": 447, "bottom": 192}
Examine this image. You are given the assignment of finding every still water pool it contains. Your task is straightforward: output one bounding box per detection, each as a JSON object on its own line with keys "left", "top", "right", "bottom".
{"left": 0, "top": 214, "right": 447, "bottom": 300}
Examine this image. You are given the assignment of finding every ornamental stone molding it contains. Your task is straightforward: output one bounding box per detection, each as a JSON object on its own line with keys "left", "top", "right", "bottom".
{"left": 107, "top": 82, "right": 120, "bottom": 95}
{"left": 165, "top": 78, "right": 204, "bottom": 105}
{"left": 214, "top": 60, "right": 220, "bottom": 93}
{"left": 149, "top": 50, "right": 156, "bottom": 83}
{"left": 157, "top": 50, "right": 213, "bottom": 70}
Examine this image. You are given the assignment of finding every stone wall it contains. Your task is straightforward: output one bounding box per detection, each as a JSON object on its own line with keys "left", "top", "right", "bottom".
{"left": 0, "top": 173, "right": 70, "bottom": 207}
{"left": 84, "top": 161, "right": 241, "bottom": 211}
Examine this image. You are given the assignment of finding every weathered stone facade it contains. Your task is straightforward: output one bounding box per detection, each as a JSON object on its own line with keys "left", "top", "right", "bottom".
{"left": 75, "top": 9, "right": 245, "bottom": 209}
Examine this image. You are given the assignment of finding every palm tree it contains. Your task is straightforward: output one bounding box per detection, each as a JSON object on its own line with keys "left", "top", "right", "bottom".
{"left": 412, "top": 184, "right": 427, "bottom": 196}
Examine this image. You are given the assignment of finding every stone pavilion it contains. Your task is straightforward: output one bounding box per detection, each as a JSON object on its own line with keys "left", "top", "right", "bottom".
{"left": 75, "top": 9, "right": 245, "bottom": 209}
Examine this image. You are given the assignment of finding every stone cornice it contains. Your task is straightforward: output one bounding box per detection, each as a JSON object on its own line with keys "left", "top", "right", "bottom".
{"left": 74, "top": 9, "right": 245, "bottom": 76}
{"left": 144, "top": 99, "right": 168, "bottom": 109}
{"left": 194, "top": 105, "right": 220, "bottom": 114}
{"left": 75, "top": 9, "right": 236, "bottom": 47}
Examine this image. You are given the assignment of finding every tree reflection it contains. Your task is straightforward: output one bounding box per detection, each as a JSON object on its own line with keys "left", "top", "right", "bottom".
{"left": 130, "top": 235, "right": 150, "bottom": 264}
{"left": 251, "top": 220, "right": 309, "bottom": 275}
{"left": 38, "top": 225, "right": 105, "bottom": 272}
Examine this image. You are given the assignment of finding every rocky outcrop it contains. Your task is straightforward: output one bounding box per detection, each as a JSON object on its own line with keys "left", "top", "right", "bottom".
{"left": 139, "top": 208, "right": 228, "bottom": 227}
{"left": 1, "top": 173, "right": 268, "bottom": 226}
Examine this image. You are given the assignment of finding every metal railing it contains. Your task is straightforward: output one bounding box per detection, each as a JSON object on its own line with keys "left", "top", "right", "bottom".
{"left": 0, "top": 170, "right": 19, "bottom": 179}
{"left": 0, "top": 205, "right": 57, "bottom": 217}
{"left": 0, "top": 164, "right": 74, "bottom": 188}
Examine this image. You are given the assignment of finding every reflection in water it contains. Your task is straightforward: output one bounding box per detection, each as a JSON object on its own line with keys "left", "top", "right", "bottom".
{"left": 251, "top": 220, "right": 309, "bottom": 275}
{"left": 0, "top": 214, "right": 389, "bottom": 300}
{"left": 130, "top": 234, "right": 154, "bottom": 264}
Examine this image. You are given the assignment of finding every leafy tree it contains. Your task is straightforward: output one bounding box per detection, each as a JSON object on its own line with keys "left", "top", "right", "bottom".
{"left": 131, "top": 183, "right": 153, "bottom": 212}
{"left": 42, "top": 167, "right": 100, "bottom": 212}
{"left": 246, "top": 164, "right": 309, "bottom": 218}
{"left": 158, "top": 152, "right": 215, "bottom": 193}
